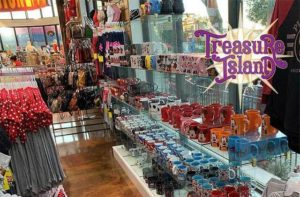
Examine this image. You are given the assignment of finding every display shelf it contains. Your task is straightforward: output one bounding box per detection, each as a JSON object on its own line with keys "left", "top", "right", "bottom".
{"left": 111, "top": 65, "right": 211, "bottom": 78}
{"left": 113, "top": 145, "right": 188, "bottom": 197}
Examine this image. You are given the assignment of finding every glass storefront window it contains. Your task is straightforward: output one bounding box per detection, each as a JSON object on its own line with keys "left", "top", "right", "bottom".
{"left": 45, "top": 26, "right": 57, "bottom": 45}
{"left": 15, "top": 28, "right": 30, "bottom": 49}
{"left": 12, "top": 11, "right": 26, "bottom": 19}
{"left": 52, "top": 0, "right": 58, "bottom": 16}
{"left": 243, "top": 0, "right": 276, "bottom": 30}
{"left": 42, "top": 6, "right": 54, "bottom": 18}
{"left": 0, "top": 12, "right": 11, "bottom": 19}
{"left": 29, "top": 27, "right": 46, "bottom": 48}
{"left": 27, "top": 9, "right": 42, "bottom": 19}
{"left": 0, "top": 28, "right": 17, "bottom": 51}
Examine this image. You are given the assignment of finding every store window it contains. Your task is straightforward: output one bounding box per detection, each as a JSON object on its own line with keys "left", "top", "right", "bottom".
{"left": 15, "top": 28, "right": 30, "bottom": 49}
{"left": 52, "top": 0, "right": 58, "bottom": 16}
{"left": 12, "top": 11, "right": 27, "bottom": 19}
{"left": 42, "top": 6, "right": 54, "bottom": 18}
{"left": 243, "top": 0, "right": 276, "bottom": 30}
{"left": 0, "top": 28, "right": 17, "bottom": 51}
{"left": 29, "top": 27, "right": 46, "bottom": 47}
{"left": 45, "top": 26, "right": 57, "bottom": 45}
{"left": 27, "top": 9, "right": 42, "bottom": 19}
{"left": 0, "top": 12, "right": 11, "bottom": 20}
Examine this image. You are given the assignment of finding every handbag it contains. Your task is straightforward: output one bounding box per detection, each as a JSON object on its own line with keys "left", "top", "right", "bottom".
{"left": 71, "top": 25, "right": 83, "bottom": 39}
{"left": 68, "top": 94, "right": 79, "bottom": 111}
{"left": 173, "top": 0, "right": 185, "bottom": 14}
{"left": 84, "top": 16, "right": 94, "bottom": 38}
{"left": 161, "top": 0, "right": 173, "bottom": 14}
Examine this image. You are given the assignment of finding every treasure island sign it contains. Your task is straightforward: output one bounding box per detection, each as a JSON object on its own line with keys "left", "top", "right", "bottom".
{"left": 0, "top": 0, "right": 48, "bottom": 11}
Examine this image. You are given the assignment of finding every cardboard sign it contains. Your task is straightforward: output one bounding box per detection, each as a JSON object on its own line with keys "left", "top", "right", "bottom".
{"left": 0, "top": 0, "right": 48, "bottom": 12}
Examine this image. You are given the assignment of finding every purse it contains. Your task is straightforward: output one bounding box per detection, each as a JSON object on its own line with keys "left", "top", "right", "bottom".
{"left": 68, "top": 94, "right": 79, "bottom": 111}
{"left": 71, "top": 25, "right": 83, "bottom": 39}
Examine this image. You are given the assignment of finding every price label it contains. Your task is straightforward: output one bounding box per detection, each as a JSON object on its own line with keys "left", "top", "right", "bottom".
{"left": 98, "top": 55, "right": 104, "bottom": 62}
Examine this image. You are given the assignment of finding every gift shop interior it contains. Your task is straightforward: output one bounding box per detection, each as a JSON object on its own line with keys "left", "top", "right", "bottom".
{"left": 1, "top": 0, "right": 300, "bottom": 197}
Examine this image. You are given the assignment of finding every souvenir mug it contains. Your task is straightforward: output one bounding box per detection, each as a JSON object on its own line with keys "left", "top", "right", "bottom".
{"left": 221, "top": 105, "right": 235, "bottom": 125}
{"left": 228, "top": 136, "right": 240, "bottom": 161}
{"left": 210, "top": 128, "right": 223, "bottom": 147}
{"left": 190, "top": 161, "right": 201, "bottom": 172}
{"left": 161, "top": 106, "right": 170, "bottom": 122}
{"left": 169, "top": 106, "right": 180, "bottom": 125}
{"left": 190, "top": 102, "right": 201, "bottom": 109}
{"left": 149, "top": 98, "right": 160, "bottom": 113}
{"left": 218, "top": 164, "right": 236, "bottom": 181}
{"left": 261, "top": 114, "right": 277, "bottom": 136}
{"left": 210, "top": 103, "right": 223, "bottom": 125}
{"left": 177, "top": 165, "right": 188, "bottom": 181}
{"left": 218, "top": 130, "right": 231, "bottom": 151}
{"left": 201, "top": 183, "right": 213, "bottom": 197}
{"left": 197, "top": 179, "right": 209, "bottom": 194}
{"left": 171, "top": 160, "right": 182, "bottom": 175}
{"left": 202, "top": 106, "right": 215, "bottom": 125}
{"left": 157, "top": 101, "right": 167, "bottom": 115}
{"left": 224, "top": 186, "right": 236, "bottom": 196}
{"left": 187, "top": 122, "right": 201, "bottom": 139}
{"left": 192, "top": 175, "right": 203, "bottom": 191}
{"left": 245, "top": 109, "right": 262, "bottom": 132}
{"left": 198, "top": 125, "right": 210, "bottom": 143}
{"left": 231, "top": 114, "right": 249, "bottom": 135}
{"left": 211, "top": 189, "right": 226, "bottom": 197}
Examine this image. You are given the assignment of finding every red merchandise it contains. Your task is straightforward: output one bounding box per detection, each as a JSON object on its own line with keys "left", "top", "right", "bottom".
{"left": 0, "top": 87, "right": 52, "bottom": 143}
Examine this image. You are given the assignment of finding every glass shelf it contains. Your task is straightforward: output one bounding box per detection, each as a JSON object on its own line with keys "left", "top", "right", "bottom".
{"left": 110, "top": 94, "right": 283, "bottom": 192}
{"left": 110, "top": 65, "right": 212, "bottom": 78}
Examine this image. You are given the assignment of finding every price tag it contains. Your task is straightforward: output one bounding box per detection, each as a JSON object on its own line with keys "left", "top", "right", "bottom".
{"left": 98, "top": 55, "right": 104, "bottom": 62}
{"left": 94, "top": 53, "right": 98, "bottom": 60}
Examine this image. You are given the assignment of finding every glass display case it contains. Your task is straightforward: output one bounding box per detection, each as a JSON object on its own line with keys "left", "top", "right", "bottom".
{"left": 99, "top": 1, "right": 300, "bottom": 196}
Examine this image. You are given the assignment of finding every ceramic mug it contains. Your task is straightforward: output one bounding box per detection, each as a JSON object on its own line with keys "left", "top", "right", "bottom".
{"left": 192, "top": 175, "right": 203, "bottom": 191}
{"left": 168, "top": 106, "right": 180, "bottom": 124}
{"left": 172, "top": 160, "right": 182, "bottom": 175}
{"left": 245, "top": 109, "right": 262, "bottom": 132}
{"left": 187, "top": 122, "right": 201, "bottom": 140}
{"left": 211, "top": 189, "right": 226, "bottom": 197}
{"left": 201, "top": 183, "right": 213, "bottom": 197}
{"left": 202, "top": 106, "right": 215, "bottom": 125}
{"left": 218, "top": 164, "right": 236, "bottom": 181}
{"left": 231, "top": 114, "right": 249, "bottom": 135}
{"left": 261, "top": 114, "right": 277, "bottom": 136}
{"left": 190, "top": 161, "right": 201, "bottom": 172}
{"left": 228, "top": 136, "right": 240, "bottom": 161}
{"left": 177, "top": 165, "right": 188, "bottom": 181}
{"left": 210, "top": 103, "right": 223, "bottom": 125}
{"left": 198, "top": 124, "right": 211, "bottom": 143}
{"left": 221, "top": 105, "right": 235, "bottom": 125}
{"left": 161, "top": 106, "right": 170, "bottom": 122}
{"left": 210, "top": 128, "right": 223, "bottom": 147}
{"left": 218, "top": 130, "right": 231, "bottom": 151}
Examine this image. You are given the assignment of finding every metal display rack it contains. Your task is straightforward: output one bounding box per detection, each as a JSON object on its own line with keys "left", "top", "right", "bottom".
{"left": 51, "top": 109, "right": 109, "bottom": 140}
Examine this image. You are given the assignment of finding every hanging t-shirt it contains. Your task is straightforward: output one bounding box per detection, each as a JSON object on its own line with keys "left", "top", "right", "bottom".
{"left": 265, "top": 0, "right": 300, "bottom": 153}
{"left": 112, "top": 4, "right": 121, "bottom": 22}
{"left": 107, "top": 5, "right": 115, "bottom": 23}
